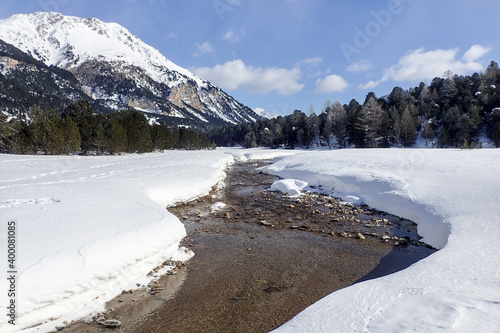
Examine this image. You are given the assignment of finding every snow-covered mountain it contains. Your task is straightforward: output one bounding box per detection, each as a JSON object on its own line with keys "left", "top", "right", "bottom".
{"left": 0, "top": 12, "right": 259, "bottom": 126}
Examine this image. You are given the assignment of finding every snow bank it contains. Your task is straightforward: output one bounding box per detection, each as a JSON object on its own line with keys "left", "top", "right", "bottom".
{"left": 269, "top": 179, "right": 308, "bottom": 195}
{"left": 219, "top": 147, "right": 299, "bottom": 162}
{"left": 264, "top": 149, "right": 500, "bottom": 332}
{"left": 0, "top": 150, "right": 233, "bottom": 332}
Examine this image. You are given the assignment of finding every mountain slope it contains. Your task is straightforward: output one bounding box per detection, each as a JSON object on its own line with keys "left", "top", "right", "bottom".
{"left": 0, "top": 38, "right": 89, "bottom": 114}
{"left": 0, "top": 12, "right": 259, "bottom": 126}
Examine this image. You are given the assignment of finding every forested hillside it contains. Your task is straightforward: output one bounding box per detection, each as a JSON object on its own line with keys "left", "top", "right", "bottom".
{"left": 0, "top": 100, "right": 215, "bottom": 155}
{"left": 211, "top": 61, "right": 500, "bottom": 149}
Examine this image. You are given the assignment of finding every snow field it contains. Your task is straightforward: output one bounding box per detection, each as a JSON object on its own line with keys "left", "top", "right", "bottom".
{"left": 264, "top": 149, "right": 500, "bottom": 332}
{"left": 0, "top": 150, "right": 233, "bottom": 332}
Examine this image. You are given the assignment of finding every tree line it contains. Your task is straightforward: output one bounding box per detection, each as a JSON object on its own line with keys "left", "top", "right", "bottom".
{"left": 0, "top": 99, "right": 215, "bottom": 155}
{"left": 210, "top": 61, "right": 500, "bottom": 149}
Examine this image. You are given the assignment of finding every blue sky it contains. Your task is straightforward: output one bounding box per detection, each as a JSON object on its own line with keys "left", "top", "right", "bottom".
{"left": 1, "top": 0, "right": 499, "bottom": 116}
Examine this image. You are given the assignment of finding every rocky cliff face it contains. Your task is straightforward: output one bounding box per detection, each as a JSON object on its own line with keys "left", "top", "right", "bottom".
{"left": 169, "top": 82, "right": 203, "bottom": 111}
{"left": 0, "top": 12, "right": 259, "bottom": 127}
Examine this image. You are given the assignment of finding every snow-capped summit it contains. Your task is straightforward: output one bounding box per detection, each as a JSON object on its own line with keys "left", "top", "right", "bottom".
{"left": 0, "top": 12, "right": 202, "bottom": 87}
{"left": 0, "top": 12, "right": 259, "bottom": 125}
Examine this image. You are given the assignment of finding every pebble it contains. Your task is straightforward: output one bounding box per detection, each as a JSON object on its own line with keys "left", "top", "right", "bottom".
{"left": 99, "top": 319, "right": 122, "bottom": 328}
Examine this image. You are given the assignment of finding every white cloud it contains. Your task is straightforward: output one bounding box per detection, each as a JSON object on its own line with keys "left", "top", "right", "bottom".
{"left": 223, "top": 29, "right": 245, "bottom": 42}
{"left": 193, "top": 42, "right": 215, "bottom": 57}
{"left": 358, "top": 80, "right": 380, "bottom": 90}
{"left": 346, "top": 59, "right": 373, "bottom": 72}
{"left": 300, "top": 57, "right": 323, "bottom": 65}
{"left": 192, "top": 59, "right": 304, "bottom": 95}
{"left": 382, "top": 45, "right": 489, "bottom": 82}
{"left": 463, "top": 44, "right": 491, "bottom": 62}
{"left": 315, "top": 74, "right": 349, "bottom": 93}
{"left": 358, "top": 45, "right": 491, "bottom": 90}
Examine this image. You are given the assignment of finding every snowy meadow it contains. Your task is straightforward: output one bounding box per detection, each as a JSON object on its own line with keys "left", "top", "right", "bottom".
{"left": 1, "top": 148, "right": 499, "bottom": 332}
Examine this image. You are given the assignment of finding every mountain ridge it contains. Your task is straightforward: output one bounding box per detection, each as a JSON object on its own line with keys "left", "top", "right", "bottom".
{"left": 0, "top": 12, "right": 260, "bottom": 126}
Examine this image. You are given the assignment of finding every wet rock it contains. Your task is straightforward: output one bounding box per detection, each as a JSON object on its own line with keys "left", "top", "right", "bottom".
{"left": 99, "top": 319, "right": 122, "bottom": 328}
{"left": 260, "top": 220, "right": 275, "bottom": 227}
{"left": 398, "top": 237, "right": 408, "bottom": 245}
{"left": 149, "top": 281, "right": 165, "bottom": 295}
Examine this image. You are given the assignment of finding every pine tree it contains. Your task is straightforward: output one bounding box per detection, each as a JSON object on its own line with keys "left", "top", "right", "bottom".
{"left": 439, "top": 77, "right": 458, "bottom": 106}
{"left": 400, "top": 107, "right": 417, "bottom": 147}
{"left": 243, "top": 131, "right": 257, "bottom": 148}
{"left": 485, "top": 61, "right": 499, "bottom": 82}
{"left": 116, "top": 110, "right": 152, "bottom": 153}
{"left": 29, "top": 106, "right": 65, "bottom": 154}
{"left": 59, "top": 117, "right": 81, "bottom": 153}
{"left": 362, "top": 96, "right": 384, "bottom": 147}
{"left": 104, "top": 117, "right": 127, "bottom": 154}
{"left": 345, "top": 99, "right": 365, "bottom": 147}
{"left": 331, "top": 101, "right": 347, "bottom": 147}
{"left": 320, "top": 109, "right": 333, "bottom": 148}
{"left": 199, "top": 132, "right": 212, "bottom": 149}
{"left": 306, "top": 112, "right": 320, "bottom": 147}
{"left": 388, "top": 86, "right": 406, "bottom": 111}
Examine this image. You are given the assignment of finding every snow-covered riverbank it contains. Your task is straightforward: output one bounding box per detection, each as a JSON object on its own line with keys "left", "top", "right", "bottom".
{"left": 264, "top": 149, "right": 500, "bottom": 332}
{"left": 0, "top": 151, "right": 235, "bottom": 332}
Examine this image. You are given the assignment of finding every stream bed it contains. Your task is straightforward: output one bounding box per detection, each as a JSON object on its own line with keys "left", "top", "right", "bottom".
{"left": 65, "top": 160, "right": 435, "bottom": 333}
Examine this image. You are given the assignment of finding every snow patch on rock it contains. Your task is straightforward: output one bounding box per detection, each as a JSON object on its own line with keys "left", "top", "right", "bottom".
{"left": 269, "top": 179, "right": 308, "bottom": 195}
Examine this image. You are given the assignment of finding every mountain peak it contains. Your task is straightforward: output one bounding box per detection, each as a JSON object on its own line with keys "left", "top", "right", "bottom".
{"left": 0, "top": 12, "right": 201, "bottom": 86}
{"left": 0, "top": 12, "right": 259, "bottom": 126}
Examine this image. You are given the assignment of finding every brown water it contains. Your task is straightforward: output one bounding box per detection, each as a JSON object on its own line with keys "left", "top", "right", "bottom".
{"left": 63, "top": 160, "right": 435, "bottom": 333}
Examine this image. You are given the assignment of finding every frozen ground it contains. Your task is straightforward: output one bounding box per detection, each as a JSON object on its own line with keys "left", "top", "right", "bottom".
{"left": 264, "top": 149, "right": 500, "bottom": 332}
{"left": 1, "top": 148, "right": 499, "bottom": 332}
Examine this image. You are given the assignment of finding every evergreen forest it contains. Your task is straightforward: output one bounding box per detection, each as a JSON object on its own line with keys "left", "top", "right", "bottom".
{"left": 210, "top": 61, "right": 500, "bottom": 149}
{"left": 0, "top": 100, "right": 215, "bottom": 155}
